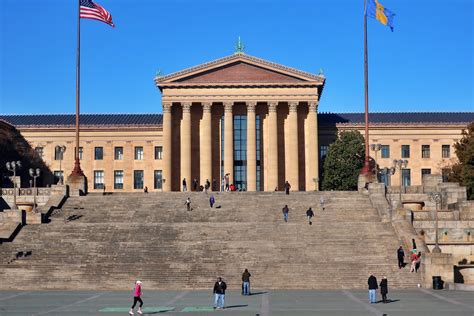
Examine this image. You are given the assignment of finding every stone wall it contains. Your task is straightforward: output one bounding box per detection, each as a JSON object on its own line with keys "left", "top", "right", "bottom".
{"left": 421, "top": 253, "right": 454, "bottom": 288}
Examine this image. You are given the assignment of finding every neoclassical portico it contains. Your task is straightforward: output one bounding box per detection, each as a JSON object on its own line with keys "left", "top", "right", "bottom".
{"left": 155, "top": 53, "right": 325, "bottom": 191}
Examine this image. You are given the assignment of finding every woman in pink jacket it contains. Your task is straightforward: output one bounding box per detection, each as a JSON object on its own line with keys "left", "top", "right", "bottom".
{"left": 129, "top": 280, "right": 143, "bottom": 315}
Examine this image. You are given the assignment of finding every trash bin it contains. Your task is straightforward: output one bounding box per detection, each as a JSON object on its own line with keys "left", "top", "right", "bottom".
{"left": 432, "top": 276, "right": 443, "bottom": 290}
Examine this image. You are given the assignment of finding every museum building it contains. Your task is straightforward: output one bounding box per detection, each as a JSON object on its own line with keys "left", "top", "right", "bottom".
{"left": 1, "top": 53, "right": 473, "bottom": 192}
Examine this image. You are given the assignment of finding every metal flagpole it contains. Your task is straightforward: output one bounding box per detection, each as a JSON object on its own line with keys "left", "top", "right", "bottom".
{"left": 71, "top": 0, "right": 84, "bottom": 176}
{"left": 362, "top": 0, "right": 371, "bottom": 174}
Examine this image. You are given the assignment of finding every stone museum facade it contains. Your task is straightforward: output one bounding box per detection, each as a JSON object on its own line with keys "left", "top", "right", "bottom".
{"left": 1, "top": 53, "right": 473, "bottom": 192}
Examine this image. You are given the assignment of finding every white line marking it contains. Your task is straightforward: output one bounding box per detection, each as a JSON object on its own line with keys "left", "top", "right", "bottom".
{"left": 419, "top": 288, "right": 474, "bottom": 310}
{"left": 164, "top": 291, "right": 188, "bottom": 306}
{"left": 33, "top": 293, "right": 105, "bottom": 315}
{"left": 342, "top": 290, "right": 380, "bottom": 315}
{"left": 260, "top": 292, "right": 271, "bottom": 316}
{"left": 0, "top": 291, "right": 30, "bottom": 301}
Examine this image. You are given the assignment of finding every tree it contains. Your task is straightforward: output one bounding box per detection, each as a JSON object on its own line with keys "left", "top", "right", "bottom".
{"left": 450, "top": 121, "right": 474, "bottom": 199}
{"left": 322, "top": 130, "right": 365, "bottom": 190}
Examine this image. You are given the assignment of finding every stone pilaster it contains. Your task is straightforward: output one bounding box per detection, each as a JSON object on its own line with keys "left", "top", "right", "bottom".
{"left": 162, "top": 102, "right": 172, "bottom": 192}
{"left": 200, "top": 102, "right": 213, "bottom": 188}
{"left": 224, "top": 102, "right": 234, "bottom": 184}
{"left": 287, "top": 102, "right": 299, "bottom": 191}
{"left": 305, "top": 101, "right": 319, "bottom": 191}
{"left": 180, "top": 102, "right": 192, "bottom": 191}
{"left": 246, "top": 102, "right": 257, "bottom": 191}
{"left": 267, "top": 102, "right": 279, "bottom": 191}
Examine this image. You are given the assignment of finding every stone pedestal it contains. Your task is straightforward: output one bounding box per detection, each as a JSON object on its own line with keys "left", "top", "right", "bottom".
{"left": 422, "top": 253, "right": 454, "bottom": 288}
{"left": 67, "top": 175, "right": 87, "bottom": 196}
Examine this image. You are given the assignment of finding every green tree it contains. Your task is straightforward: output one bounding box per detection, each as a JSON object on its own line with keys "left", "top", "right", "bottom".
{"left": 450, "top": 122, "right": 474, "bottom": 199}
{"left": 322, "top": 130, "right": 365, "bottom": 190}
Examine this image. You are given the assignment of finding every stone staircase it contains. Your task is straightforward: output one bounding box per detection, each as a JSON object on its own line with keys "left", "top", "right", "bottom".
{"left": 0, "top": 191, "right": 422, "bottom": 290}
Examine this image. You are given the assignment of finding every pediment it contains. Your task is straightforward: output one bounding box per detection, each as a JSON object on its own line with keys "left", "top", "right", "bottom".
{"left": 155, "top": 54, "right": 324, "bottom": 86}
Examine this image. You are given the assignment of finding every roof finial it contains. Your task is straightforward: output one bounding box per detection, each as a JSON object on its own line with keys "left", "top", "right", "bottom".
{"left": 318, "top": 68, "right": 325, "bottom": 77}
{"left": 155, "top": 69, "right": 163, "bottom": 77}
{"left": 235, "top": 36, "right": 245, "bottom": 54}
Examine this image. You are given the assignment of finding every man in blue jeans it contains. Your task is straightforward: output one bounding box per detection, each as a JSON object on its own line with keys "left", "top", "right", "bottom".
{"left": 213, "top": 277, "right": 227, "bottom": 309}
{"left": 368, "top": 273, "right": 378, "bottom": 303}
{"left": 242, "top": 269, "right": 251, "bottom": 295}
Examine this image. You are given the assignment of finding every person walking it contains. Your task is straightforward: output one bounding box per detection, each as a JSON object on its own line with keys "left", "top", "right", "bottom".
{"left": 380, "top": 276, "right": 388, "bottom": 303}
{"left": 415, "top": 252, "right": 422, "bottom": 272}
{"left": 209, "top": 195, "right": 215, "bottom": 208}
{"left": 284, "top": 181, "right": 291, "bottom": 195}
{"left": 242, "top": 269, "right": 251, "bottom": 296}
{"left": 368, "top": 273, "right": 378, "bottom": 304}
{"left": 212, "top": 178, "right": 217, "bottom": 191}
{"left": 192, "top": 178, "right": 198, "bottom": 191}
{"left": 185, "top": 197, "right": 191, "bottom": 212}
{"left": 143, "top": 186, "right": 148, "bottom": 194}
{"left": 129, "top": 280, "right": 143, "bottom": 315}
{"left": 225, "top": 174, "right": 230, "bottom": 191}
{"left": 306, "top": 207, "right": 314, "bottom": 225}
{"left": 204, "top": 179, "right": 210, "bottom": 193}
{"left": 213, "top": 277, "right": 227, "bottom": 309}
{"left": 397, "top": 246, "right": 405, "bottom": 269}
{"left": 182, "top": 178, "right": 187, "bottom": 192}
{"left": 282, "top": 205, "right": 289, "bottom": 222}
{"left": 410, "top": 251, "right": 418, "bottom": 272}
{"left": 320, "top": 196, "right": 325, "bottom": 211}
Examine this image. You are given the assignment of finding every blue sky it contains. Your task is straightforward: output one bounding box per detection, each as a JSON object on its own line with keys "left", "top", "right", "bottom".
{"left": 0, "top": 0, "right": 472, "bottom": 115}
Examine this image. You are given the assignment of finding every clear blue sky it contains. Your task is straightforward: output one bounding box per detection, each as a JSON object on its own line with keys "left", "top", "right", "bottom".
{"left": 0, "top": 0, "right": 472, "bottom": 115}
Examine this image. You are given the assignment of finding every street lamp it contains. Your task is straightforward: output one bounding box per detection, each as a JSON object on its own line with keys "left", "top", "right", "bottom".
{"left": 370, "top": 144, "right": 381, "bottom": 181}
{"left": 55, "top": 145, "right": 66, "bottom": 185}
{"left": 428, "top": 192, "right": 443, "bottom": 253}
{"left": 393, "top": 159, "right": 408, "bottom": 208}
{"left": 5, "top": 161, "right": 22, "bottom": 210}
{"left": 29, "top": 168, "right": 41, "bottom": 213}
{"left": 380, "top": 166, "right": 395, "bottom": 219}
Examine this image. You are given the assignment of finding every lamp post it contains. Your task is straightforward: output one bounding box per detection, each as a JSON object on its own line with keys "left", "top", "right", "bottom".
{"left": 370, "top": 144, "right": 381, "bottom": 181}
{"left": 380, "top": 166, "right": 395, "bottom": 219}
{"left": 428, "top": 192, "right": 442, "bottom": 253}
{"left": 29, "top": 168, "right": 41, "bottom": 213}
{"left": 393, "top": 159, "right": 408, "bottom": 208}
{"left": 5, "top": 161, "right": 22, "bottom": 210}
{"left": 55, "top": 145, "right": 66, "bottom": 185}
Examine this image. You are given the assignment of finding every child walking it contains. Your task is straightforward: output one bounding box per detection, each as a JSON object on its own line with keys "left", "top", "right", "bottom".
{"left": 129, "top": 280, "right": 143, "bottom": 315}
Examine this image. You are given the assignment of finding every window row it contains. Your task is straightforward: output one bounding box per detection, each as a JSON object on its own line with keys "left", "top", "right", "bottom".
{"left": 92, "top": 170, "right": 163, "bottom": 190}
{"left": 35, "top": 146, "right": 163, "bottom": 161}
{"left": 378, "top": 144, "right": 451, "bottom": 159}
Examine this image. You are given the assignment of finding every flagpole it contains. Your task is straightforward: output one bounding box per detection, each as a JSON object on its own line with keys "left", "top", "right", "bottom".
{"left": 71, "top": 0, "right": 84, "bottom": 177}
{"left": 362, "top": 0, "right": 371, "bottom": 174}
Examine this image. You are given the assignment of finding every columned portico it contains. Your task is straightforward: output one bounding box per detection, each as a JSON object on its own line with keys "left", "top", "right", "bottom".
{"left": 155, "top": 53, "right": 325, "bottom": 192}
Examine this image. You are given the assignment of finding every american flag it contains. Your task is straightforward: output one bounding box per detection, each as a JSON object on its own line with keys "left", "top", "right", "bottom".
{"left": 80, "top": 0, "right": 115, "bottom": 27}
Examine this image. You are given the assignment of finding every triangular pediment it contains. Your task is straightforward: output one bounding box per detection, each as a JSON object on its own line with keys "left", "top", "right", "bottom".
{"left": 155, "top": 54, "right": 324, "bottom": 86}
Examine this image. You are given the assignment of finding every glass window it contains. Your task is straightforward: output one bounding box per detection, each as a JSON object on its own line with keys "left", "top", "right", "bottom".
{"left": 115, "top": 147, "right": 124, "bottom": 160}
{"left": 401, "top": 168, "right": 411, "bottom": 187}
{"left": 401, "top": 145, "right": 410, "bottom": 158}
{"left": 94, "top": 147, "right": 103, "bottom": 160}
{"left": 442, "top": 145, "right": 450, "bottom": 158}
{"left": 74, "top": 147, "right": 83, "bottom": 160}
{"left": 94, "top": 170, "right": 104, "bottom": 189}
{"left": 381, "top": 145, "right": 390, "bottom": 158}
{"left": 114, "top": 170, "right": 123, "bottom": 189}
{"left": 421, "top": 145, "right": 430, "bottom": 158}
{"left": 154, "top": 170, "right": 162, "bottom": 189}
{"left": 256, "top": 115, "right": 261, "bottom": 191}
{"left": 233, "top": 115, "right": 247, "bottom": 191}
{"left": 135, "top": 146, "right": 144, "bottom": 160}
{"left": 54, "top": 146, "right": 65, "bottom": 160}
{"left": 442, "top": 168, "right": 450, "bottom": 182}
{"left": 35, "top": 147, "right": 44, "bottom": 159}
{"left": 134, "top": 170, "right": 144, "bottom": 189}
{"left": 53, "top": 171, "right": 63, "bottom": 184}
{"left": 154, "top": 146, "right": 163, "bottom": 160}
{"left": 421, "top": 168, "right": 431, "bottom": 179}
{"left": 320, "top": 145, "right": 329, "bottom": 160}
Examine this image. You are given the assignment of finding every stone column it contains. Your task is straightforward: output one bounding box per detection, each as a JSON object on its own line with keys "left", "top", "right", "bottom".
{"left": 180, "top": 102, "right": 192, "bottom": 191}
{"left": 305, "top": 101, "right": 319, "bottom": 191}
{"left": 162, "top": 102, "right": 172, "bottom": 191}
{"left": 200, "top": 102, "right": 213, "bottom": 188}
{"left": 287, "top": 102, "right": 299, "bottom": 191}
{"left": 223, "top": 102, "right": 234, "bottom": 184}
{"left": 267, "top": 102, "right": 279, "bottom": 191}
{"left": 246, "top": 102, "right": 257, "bottom": 191}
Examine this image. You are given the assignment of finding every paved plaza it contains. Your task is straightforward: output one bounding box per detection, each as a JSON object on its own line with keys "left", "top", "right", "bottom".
{"left": 0, "top": 289, "right": 473, "bottom": 316}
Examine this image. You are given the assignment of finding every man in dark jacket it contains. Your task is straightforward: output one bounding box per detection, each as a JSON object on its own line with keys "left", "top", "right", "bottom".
{"left": 397, "top": 246, "right": 405, "bottom": 268}
{"left": 213, "top": 277, "right": 227, "bottom": 309}
{"left": 380, "top": 276, "right": 388, "bottom": 303}
{"left": 368, "top": 273, "right": 378, "bottom": 303}
{"left": 306, "top": 207, "right": 314, "bottom": 225}
{"left": 242, "top": 269, "right": 251, "bottom": 295}
{"left": 282, "top": 205, "right": 289, "bottom": 222}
